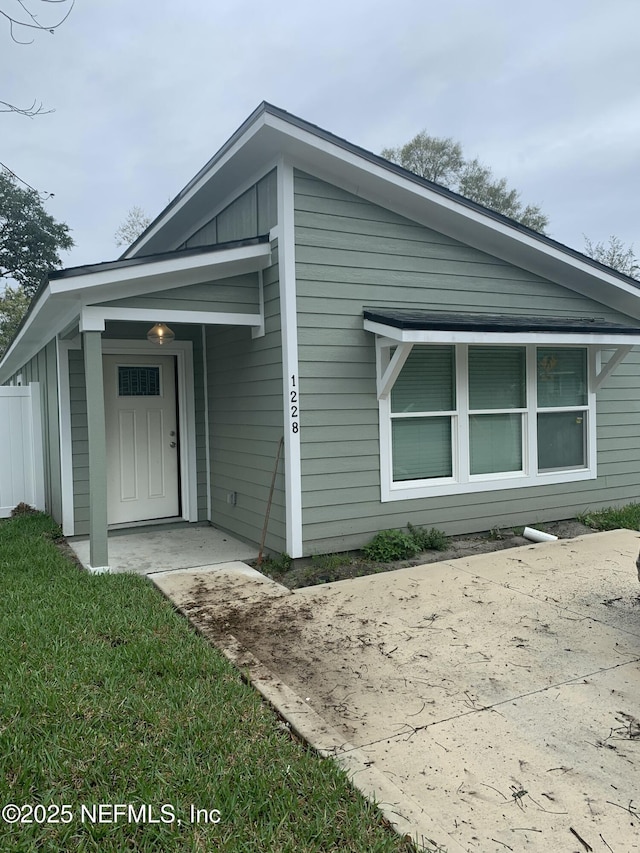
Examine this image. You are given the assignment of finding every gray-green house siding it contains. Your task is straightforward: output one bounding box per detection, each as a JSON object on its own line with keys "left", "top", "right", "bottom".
{"left": 293, "top": 171, "right": 640, "bottom": 553}
{"left": 206, "top": 246, "right": 286, "bottom": 552}
{"left": 93, "top": 273, "right": 261, "bottom": 314}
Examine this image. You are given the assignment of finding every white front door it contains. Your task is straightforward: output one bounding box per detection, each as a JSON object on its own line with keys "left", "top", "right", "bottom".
{"left": 103, "top": 354, "right": 180, "bottom": 524}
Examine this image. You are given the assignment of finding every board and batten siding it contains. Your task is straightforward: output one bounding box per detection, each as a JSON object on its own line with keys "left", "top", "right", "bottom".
{"left": 207, "top": 248, "right": 286, "bottom": 552}
{"left": 5, "top": 341, "right": 61, "bottom": 523}
{"left": 180, "top": 169, "right": 277, "bottom": 250}
{"left": 293, "top": 171, "right": 640, "bottom": 553}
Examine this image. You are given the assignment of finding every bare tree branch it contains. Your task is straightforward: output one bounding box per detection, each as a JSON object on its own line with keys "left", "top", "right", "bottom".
{"left": 0, "top": 98, "right": 53, "bottom": 117}
{"left": 0, "top": 159, "right": 53, "bottom": 198}
{"left": 0, "top": 0, "right": 74, "bottom": 44}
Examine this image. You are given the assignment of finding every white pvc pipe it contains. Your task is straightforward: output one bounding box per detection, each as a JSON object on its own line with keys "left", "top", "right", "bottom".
{"left": 523, "top": 526, "right": 558, "bottom": 543}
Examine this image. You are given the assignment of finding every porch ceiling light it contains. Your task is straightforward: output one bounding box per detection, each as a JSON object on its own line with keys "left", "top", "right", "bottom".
{"left": 147, "top": 322, "right": 175, "bottom": 345}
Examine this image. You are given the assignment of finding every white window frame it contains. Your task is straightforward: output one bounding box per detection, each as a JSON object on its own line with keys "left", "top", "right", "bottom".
{"left": 379, "top": 341, "right": 597, "bottom": 502}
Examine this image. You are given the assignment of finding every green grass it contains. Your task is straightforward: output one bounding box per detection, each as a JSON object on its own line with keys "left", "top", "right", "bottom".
{"left": 0, "top": 514, "right": 415, "bottom": 852}
{"left": 577, "top": 501, "right": 640, "bottom": 532}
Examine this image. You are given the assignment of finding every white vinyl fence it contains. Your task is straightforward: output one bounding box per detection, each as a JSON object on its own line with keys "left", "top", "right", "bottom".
{"left": 0, "top": 384, "right": 45, "bottom": 517}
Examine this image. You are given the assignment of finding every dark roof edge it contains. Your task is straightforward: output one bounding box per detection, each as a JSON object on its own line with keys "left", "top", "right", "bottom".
{"left": 262, "top": 104, "right": 640, "bottom": 290}
{"left": 122, "top": 101, "right": 639, "bottom": 289}
{"left": 363, "top": 309, "right": 640, "bottom": 335}
{"left": 52, "top": 235, "right": 270, "bottom": 280}
{"left": 0, "top": 236, "right": 270, "bottom": 366}
{"left": 122, "top": 102, "right": 272, "bottom": 258}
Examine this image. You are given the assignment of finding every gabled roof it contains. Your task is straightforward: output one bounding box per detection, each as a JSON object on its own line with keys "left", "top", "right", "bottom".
{"left": 126, "top": 102, "right": 640, "bottom": 322}
{"left": 2, "top": 104, "right": 640, "bottom": 385}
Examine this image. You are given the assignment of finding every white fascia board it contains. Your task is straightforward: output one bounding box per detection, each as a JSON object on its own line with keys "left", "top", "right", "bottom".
{"left": 81, "top": 306, "right": 262, "bottom": 328}
{"left": 363, "top": 319, "right": 640, "bottom": 347}
{"left": 0, "top": 293, "right": 80, "bottom": 384}
{"left": 123, "top": 116, "right": 269, "bottom": 258}
{"left": 51, "top": 243, "right": 271, "bottom": 300}
{"left": 265, "top": 114, "right": 640, "bottom": 319}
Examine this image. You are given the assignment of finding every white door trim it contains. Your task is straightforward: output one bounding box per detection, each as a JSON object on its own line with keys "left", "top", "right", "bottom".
{"left": 101, "top": 339, "right": 198, "bottom": 523}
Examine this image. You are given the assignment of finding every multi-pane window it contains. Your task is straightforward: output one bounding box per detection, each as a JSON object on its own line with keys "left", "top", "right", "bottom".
{"left": 387, "top": 344, "right": 592, "bottom": 494}
{"left": 391, "top": 346, "right": 455, "bottom": 481}
{"left": 468, "top": 346, "right": 525, "bottom": 476}
{"left": 536, "top": 348, "right": 587, "bottom": 471}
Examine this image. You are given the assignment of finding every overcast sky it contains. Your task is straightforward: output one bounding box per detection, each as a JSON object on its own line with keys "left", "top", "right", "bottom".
{"left": 2, "top": 0, "right": 639, "bottom": 269}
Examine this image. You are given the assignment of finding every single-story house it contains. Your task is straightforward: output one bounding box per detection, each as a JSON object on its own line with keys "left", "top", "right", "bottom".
{"left": 2, "top": 102, "right": 640, "bottom": 570}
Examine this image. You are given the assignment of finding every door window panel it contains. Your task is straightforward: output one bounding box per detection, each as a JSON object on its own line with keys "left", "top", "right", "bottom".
{"left": 118, "top": 366, "right": 161, "bottom": 397}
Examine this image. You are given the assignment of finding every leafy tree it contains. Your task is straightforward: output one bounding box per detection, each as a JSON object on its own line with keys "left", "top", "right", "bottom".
{"left": 0, "top": 169, "right": 73, "bottom": 357}
{"left": 583, "top": 235, "right": 638, "bottom": 279}
{"left": 115, "top": 206, "right": 151, "bottom": 247}
{"left": 382, "top": 132, "right": 549, "bottom": 233}
{"left": 0, "top": 286, "right": 31, "bottom": 356}
{"left": 0, "top": 168, "right": 73, "bottom": 297}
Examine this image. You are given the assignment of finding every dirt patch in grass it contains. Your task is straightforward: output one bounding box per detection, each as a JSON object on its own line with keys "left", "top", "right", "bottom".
{"left": 262, "top": 519, "right": 596, "bottom": 590}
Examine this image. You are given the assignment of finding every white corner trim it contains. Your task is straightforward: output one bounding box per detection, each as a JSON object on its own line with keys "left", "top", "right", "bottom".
{"left": 277, "top": 159, "right": 303, "bottom": 557}
{"left": 101, "top": 339, "right": 198, "bottom": 523}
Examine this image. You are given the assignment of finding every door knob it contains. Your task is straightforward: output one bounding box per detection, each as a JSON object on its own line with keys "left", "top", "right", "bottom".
{"left": 169, "top": 441, "right": 177, "bottom": 448}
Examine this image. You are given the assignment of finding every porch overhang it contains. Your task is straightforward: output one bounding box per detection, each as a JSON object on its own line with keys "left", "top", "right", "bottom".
{"left": 0, "top": 237, "right": 271, "bottom": 383}
{"left": 364, "top": 309, "right": 640, "bottom": 400}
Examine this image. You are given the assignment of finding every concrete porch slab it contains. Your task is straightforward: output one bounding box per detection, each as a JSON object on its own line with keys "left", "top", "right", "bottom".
{"left": 68, "top": 524, "right": 258, "bottom": 574}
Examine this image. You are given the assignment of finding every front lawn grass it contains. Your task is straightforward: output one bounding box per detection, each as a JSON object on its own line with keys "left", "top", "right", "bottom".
{"left": 0, "top": 514, "right": 415, "bottom": 852}
{"left": 578, "top": 501, "right": 640, "bottom": 532}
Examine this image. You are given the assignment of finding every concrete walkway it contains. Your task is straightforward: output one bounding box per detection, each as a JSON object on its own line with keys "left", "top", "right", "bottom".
{"left": 151, "top": 531, "right": 640, "bottom": 852}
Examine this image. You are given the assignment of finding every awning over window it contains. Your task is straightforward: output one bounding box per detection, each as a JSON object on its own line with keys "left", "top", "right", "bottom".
{"left": 363, "top": 309, "right": 640, "bottom": 346}
{"left": 364, "top": 308, "right": 640, "bottom": 399}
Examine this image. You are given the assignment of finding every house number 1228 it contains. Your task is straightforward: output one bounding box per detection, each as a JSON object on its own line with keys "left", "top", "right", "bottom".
{"left": 290, "top": 375, "right": 299, "bottom": 434}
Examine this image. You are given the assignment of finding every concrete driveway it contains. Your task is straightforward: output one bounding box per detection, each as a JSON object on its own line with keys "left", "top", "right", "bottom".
{"left": 152, "top": 530, "right": 640, "bottom": 852}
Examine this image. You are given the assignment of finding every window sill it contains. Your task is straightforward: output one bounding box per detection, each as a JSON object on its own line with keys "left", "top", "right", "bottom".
{"left": 382, "top": 467, "right": 596, "bottom": 502}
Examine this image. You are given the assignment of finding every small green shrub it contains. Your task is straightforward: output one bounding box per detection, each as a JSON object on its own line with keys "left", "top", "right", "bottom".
{"left": 263, "top": 552, "right": 292, "bottom": 574}
{"left": 363, "top": 529, "right": 417, "bottom": 562}
{"left": 407, "top": 523, "right": 449, "bottom": 552}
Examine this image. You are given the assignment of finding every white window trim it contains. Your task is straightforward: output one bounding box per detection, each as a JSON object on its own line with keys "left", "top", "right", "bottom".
{"left": 378, "top": 340, "right": 597, "bottom": 502}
